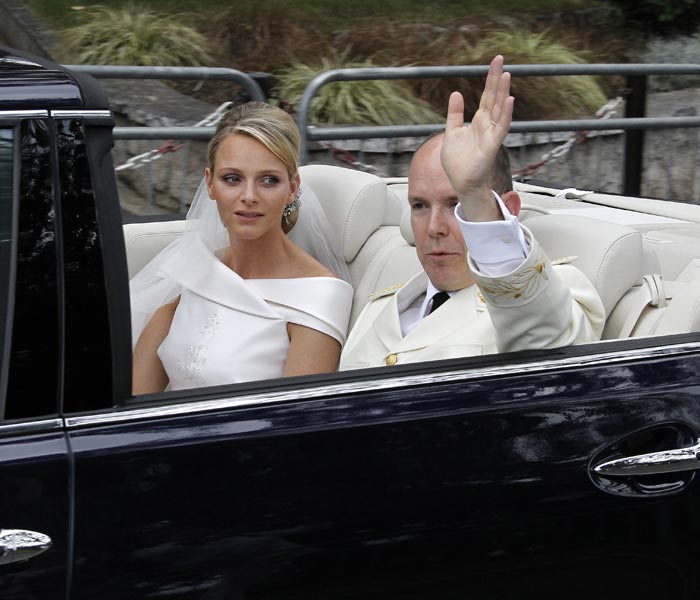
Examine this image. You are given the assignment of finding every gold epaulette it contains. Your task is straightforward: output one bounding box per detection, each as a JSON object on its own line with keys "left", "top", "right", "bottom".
{"left": 368, "top": 283, "right": 404, "bottom": 301}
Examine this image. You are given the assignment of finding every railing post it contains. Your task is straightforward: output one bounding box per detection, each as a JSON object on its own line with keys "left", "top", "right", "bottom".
{"left": 623, "top": 75, "right": 647, "bottom": 196}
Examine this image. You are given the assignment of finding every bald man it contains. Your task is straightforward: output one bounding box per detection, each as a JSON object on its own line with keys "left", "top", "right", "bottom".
{"left": 340, "top": 56, "right": 604, "bottom": 369}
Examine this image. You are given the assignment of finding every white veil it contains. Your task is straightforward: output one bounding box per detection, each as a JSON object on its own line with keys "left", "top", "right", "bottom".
{"left": 129, "top": 178, "right": 351, "bottom": 346}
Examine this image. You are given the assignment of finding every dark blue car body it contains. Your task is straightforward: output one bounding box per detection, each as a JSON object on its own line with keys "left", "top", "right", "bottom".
{"left": 1, "top": 46, "right": 700, "bottom": 599}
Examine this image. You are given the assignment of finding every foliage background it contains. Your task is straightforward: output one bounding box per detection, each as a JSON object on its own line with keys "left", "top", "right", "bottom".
{"left": 24, "top": 0, "right": 700, "bottom": 124}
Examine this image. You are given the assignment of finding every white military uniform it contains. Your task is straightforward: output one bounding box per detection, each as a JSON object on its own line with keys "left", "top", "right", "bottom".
{"left": 340, "top": 221, "right": 605, "bottom": 370}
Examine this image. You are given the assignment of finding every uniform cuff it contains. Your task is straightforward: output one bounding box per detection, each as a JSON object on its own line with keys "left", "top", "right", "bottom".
{"left": 455, "top": 190, "right": 529, "bottom": 266}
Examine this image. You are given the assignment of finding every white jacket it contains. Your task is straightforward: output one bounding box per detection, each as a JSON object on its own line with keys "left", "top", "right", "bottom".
{"left": 340, "top": 228, "right": 604, "bottom": 370}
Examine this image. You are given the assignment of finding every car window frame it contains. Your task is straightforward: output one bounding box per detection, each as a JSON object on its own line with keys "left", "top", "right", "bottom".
{"left": 0, "top": 119, "right": 20, "bottom": 420}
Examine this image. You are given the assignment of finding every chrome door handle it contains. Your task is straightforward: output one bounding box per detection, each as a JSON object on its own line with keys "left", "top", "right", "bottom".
{"left": 0, "top": 529, "right": 52, "bottom": 566}
{"left": 593, "top": 439, "right": 700, "bottom": 477}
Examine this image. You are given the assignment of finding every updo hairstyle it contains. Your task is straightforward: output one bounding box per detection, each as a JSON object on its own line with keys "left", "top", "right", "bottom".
{"left": 207, "top": 102, "right": 300, "bottom": 179}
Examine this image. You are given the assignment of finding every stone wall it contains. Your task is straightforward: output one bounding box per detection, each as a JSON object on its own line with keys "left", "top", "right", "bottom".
{"left": 105, "top": 80, "right": 217, "bottom": 214}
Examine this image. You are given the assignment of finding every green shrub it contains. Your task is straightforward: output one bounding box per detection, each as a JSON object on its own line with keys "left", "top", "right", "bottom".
{"left": 59, "top": 3, "right": 212, "bottom": 66}
{"left": 416, "top": 28, "right": 609, "bottom": 120}
{"left": 275, "top": 51, "right": 441, "bottom": 126}
{"left": 311, "top": 21, "right": 614, "bottom": 121}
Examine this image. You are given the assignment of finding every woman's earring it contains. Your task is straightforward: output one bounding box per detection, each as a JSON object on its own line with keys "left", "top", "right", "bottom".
{"left": 282, "top": 189, "right": 302, "bottom": 224}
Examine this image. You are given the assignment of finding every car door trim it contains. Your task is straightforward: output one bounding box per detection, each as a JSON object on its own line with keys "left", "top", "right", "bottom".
{"left": 0, "top": 418, "right": 63, "bottom": 438}
{"left": 64, "top": 340, "right": 700, "bottom": 430}
{"left": 50, "top": 110, "right": 113, "bottom": 125}
{"left": 0, "top": 110, "right": 48, "bottom": 118}
{"left": 50, "top": 110, "right": 112, "bottom": 118}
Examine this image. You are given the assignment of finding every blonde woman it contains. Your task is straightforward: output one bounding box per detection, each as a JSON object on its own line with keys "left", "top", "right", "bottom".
{"left": 131, "top": 102, "right": 352, "bottom": 394}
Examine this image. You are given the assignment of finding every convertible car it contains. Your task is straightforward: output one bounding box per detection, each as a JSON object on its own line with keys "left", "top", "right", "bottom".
{"left": 2, "top": 45, "right": 700, "bottom": 599}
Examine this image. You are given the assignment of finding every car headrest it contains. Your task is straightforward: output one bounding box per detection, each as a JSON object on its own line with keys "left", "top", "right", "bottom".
{"left": 400, "top": 203, "right": 415, "bottom": 246}
{"left": 384, "top": 186, "right": 405, "bottom": 226}
{"left": 299, "top": 164, "right": 386, "bottom": 263}
{"left": 526, "top": 214, "right": 643, "bottom": 316}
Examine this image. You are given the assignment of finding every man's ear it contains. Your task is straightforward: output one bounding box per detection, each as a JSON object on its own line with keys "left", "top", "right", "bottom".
{"left": 502, "top": 190, "right": 521, "bottom": 217}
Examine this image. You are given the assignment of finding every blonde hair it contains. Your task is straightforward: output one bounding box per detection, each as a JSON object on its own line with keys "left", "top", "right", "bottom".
{"left": 207, "top": 101, "right": 301, "bottom": 180}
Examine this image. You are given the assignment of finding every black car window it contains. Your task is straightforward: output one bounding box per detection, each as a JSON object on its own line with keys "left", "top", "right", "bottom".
{"left": 4, "top": 118, "right": 59, "bottom": 420}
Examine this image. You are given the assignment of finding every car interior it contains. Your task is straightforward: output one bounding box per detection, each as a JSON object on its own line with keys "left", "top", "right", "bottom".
{"left": 123, "top": 164, "right": 700, "bottom": 347}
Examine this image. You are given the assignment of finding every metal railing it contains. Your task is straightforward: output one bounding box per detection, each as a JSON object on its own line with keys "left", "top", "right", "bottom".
{"left": 66, "top": 63, "right": 700, "bottom": 203}
{"left": 297, "top": 63, "right": 700, "bottom": 196}
{"left": 68, "top": 64, "right": 266, "bottom": 103}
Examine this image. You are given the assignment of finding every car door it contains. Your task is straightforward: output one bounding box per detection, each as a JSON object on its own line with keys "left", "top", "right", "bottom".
{"left": 0, "top": 117, "right": 70, "bottom": 599}
{"left": 67, "top": 333, "right": 700, "bottom": 599}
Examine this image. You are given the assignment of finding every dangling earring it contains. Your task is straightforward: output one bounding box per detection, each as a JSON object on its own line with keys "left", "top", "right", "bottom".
{"left": 283, "top": 188, "right": 302, "bottom": 224}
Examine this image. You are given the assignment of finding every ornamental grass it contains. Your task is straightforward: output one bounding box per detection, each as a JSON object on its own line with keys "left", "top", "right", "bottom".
{"left": 59, "top": 3, "right": 212, "bottom": 66}
{"left": 434, "top": 28, "right": 609, "bottom": 119}
{"left": 274, "top": 51, "right": 441, "bottom": 126}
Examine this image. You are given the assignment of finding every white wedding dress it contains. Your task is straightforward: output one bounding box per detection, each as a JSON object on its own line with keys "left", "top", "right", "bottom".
{"left": 156, "top": 237, "right": 353, "bottom": 389}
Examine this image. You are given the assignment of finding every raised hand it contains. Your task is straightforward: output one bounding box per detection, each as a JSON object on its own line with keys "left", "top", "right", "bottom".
{"left": 440, "top": 55, "right": 514, "bottom": 221}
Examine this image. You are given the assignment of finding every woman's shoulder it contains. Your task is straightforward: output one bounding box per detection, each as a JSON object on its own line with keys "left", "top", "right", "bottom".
{"left": 250, "top": 273, "right": 351, "bottom": 304}
{"left": 259, "top": 276, "right": 352, "bottom": 345}
{"left": 289, "top": 244, "right": 344, "bottom": 280}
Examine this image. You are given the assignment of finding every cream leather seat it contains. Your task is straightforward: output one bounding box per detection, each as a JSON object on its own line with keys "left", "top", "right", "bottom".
{"left": 299, "top": 165, "right": 421, "bottom": 326}
{"left": 603, "top": 258, "right": 700, "bottom": 339}
{"left": 124, "top": 219, "right": 185, "bottom": 279}
{"left": 126, "top": 167, "right": 699, "bottom": 342}
{"left": 526, "top": 214, "right": 700, "bottom": 339}
{"left": 524, "top": 214, "right": 644, "bottom": 320}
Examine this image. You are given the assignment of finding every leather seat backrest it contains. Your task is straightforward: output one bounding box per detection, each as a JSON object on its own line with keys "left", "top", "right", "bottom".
{"left": 298, "top": 164, "right": 386, "bottom": 270}
{"left": 300, "top": 165, "right": 422, "bottom": 325}
{"left": 512, "top": 214, "right": 644, "bottom": 318}
{"left": 124, "top": 219, "right": 185, "bottom": 279}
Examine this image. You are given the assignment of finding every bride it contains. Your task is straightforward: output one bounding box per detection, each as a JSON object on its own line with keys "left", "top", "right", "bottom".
{"left": 131, "top": 102, "right": 353, "bottom": 394}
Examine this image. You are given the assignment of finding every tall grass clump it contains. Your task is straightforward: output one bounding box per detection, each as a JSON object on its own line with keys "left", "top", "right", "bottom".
{"left": 404, "top": 23, "right": 607, "bottom": 120}
{"left": 295, "top": 21, "right": 611, "bottom": 121}
{"left": 59, "top": 3, "right": 212, "bottom": 66}
{"left": 275, "top": 51, "right": 441, "bottom": 126}
{"left": 417, "top": 28, "right": 609, "bottom": 120}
